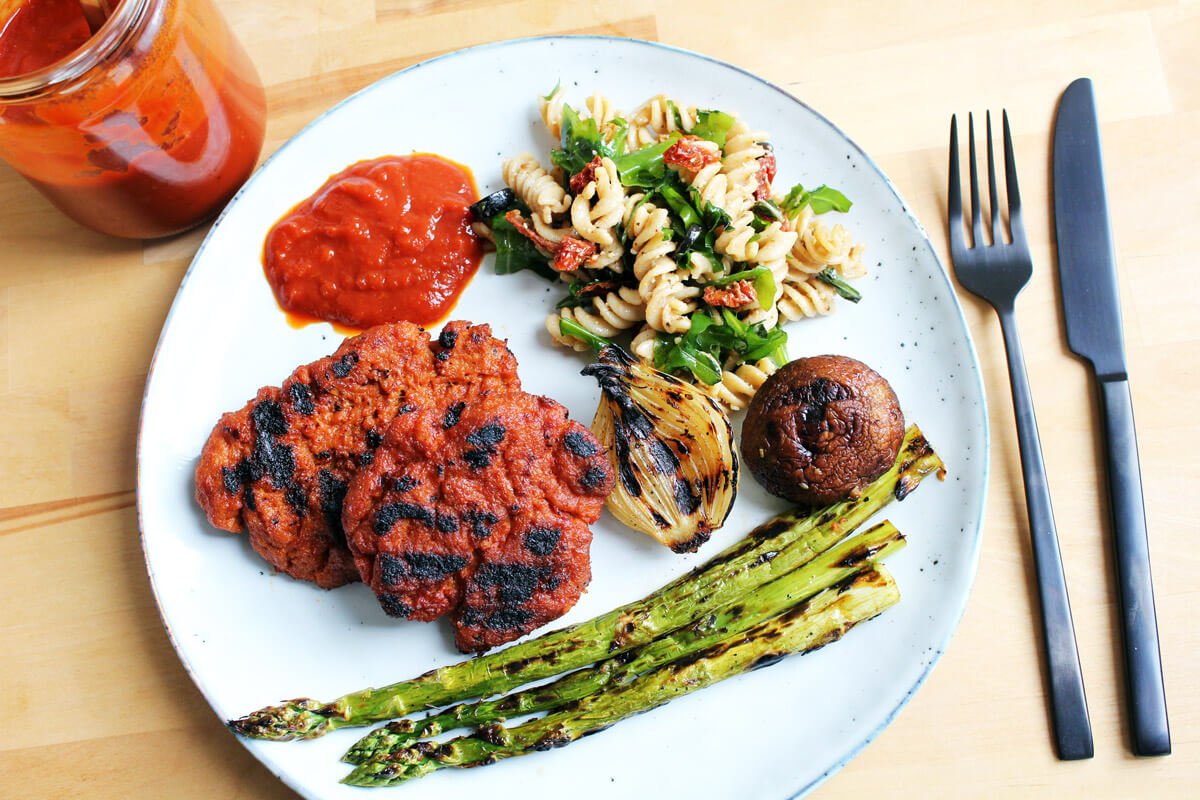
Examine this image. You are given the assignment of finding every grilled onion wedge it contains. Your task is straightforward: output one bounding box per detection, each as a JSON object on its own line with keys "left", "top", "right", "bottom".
{"left": 582, "top": 346, "right": 737, "bottom": 553}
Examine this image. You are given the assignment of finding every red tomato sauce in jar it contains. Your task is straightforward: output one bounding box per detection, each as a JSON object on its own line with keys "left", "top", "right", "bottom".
{"left": 0, "top": 0, "right": 267, "bottom": 239}
{"left": 263, "top": 154, "right": 485, "bottom": 330}
{"left": 0, "top": 0, "right": 93, "bottom": 77}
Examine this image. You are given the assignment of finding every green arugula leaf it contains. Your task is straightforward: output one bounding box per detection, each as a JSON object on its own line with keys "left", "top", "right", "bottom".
{"left": 780, "top": 183, "right": 853, "bottom": 215}
{"left": 653, "top": 328, "right": 723, "bottom": 385}
{"left": 708, "top": 267, "right": 776, "bottom": 311}
{"left": 657, "top": 182, "right": 700, "bottom": 230}
{"left": 558, "top": 317, "right": 613, "bottom": 352}
{"left": 692, "top": 110, "right": 736, "bottom": 148}
{"left": 751, "top": 199, "right": 785, "bottom": 223}
{"left": 667, "top": 100, "right": 684, "bottom": 131}
{"left": 816, "top": 267, "right": 862, "bottom": 303}
{"left": 608, "top": 117, "right": 629, "bottom": 157}
{"left": 551, "top": 104, "right": 607, "bottom": 176}
{"left": 612, "top": 133, "right": 679, "bottom": 188}
{"left": 652, "top": 308, "right": 790, "bottom": 385}
{"left": 555, "top": 294, "right": 589, "bottom": 309}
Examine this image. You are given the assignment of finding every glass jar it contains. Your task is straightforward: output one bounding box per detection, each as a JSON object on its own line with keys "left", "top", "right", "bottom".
{"left": 0, "top": 0, "right": 266, "bottom": 238}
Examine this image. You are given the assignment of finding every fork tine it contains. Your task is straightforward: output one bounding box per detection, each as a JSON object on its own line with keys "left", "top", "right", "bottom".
{"left": 986, "top": 111, "right": 1002, "bottom": 245}
{"left": 1002, "top": 110, "right": 1027, "bottom": 245}
{"left": 967, "top": 112, "right": 983, "bottom": 249}
{"left": 948, "top": 115, "right": 964, "bottom": 251}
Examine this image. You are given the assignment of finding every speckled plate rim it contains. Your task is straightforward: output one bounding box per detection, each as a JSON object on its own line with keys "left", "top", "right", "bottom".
{"left": 136, "top": 35, "right": 990, "bottom": 800}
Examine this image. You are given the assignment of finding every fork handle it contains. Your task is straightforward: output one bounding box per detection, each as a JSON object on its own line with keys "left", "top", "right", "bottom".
{"left": 998, "top": 308, "right": 1094, "bottom": 760}
{"left": 1098, "top": 377, "right": 1170, "bottom": 756}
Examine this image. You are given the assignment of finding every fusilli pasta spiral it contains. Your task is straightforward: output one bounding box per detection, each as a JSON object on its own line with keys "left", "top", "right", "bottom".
{"left": 701, "top": 358, "right": 779, "bottom": 412}
{"left": 546, "top": 286, "right": 646, "bottom": 350}
{"left": 623, "top": 194, "right": 677, "bottom": 297}
{"left": 716, "top": 214, "right": 798, "bottom": 263}
{"left": 786, "top": 206, "right": 855, "bottom": 274}
{"left": 502, "top": 153, "right": 570, "bottom": 223}
{"left": 777, "top": 276, "right": 837, "bottom": 321}
{"left": 570, "top": 157, "right": 625, "bottom": 247}
{"left": 629, "top": 324, "right": 657, "bottom": 362}
{"left": 624, "top": 94, "right": 700, "bottom": 143}
{"left": 539, "top": 85, "right": 566, "bottom": 140}
{"left": 720, "top": 119, "right": 767, "bottom": 190}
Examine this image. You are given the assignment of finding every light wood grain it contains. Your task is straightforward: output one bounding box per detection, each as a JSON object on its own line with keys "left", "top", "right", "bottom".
{"left": 1, "top": 0, "right": 1196, "bottom": 796}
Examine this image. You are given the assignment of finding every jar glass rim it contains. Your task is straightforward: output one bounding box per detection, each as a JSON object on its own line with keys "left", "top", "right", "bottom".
{"left": 0, "top": 0, "right": 152, "bottom": 100}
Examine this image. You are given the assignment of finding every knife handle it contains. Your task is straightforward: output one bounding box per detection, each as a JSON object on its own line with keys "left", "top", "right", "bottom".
{"left": 998, "top": 310, "right": 1094, "bottom": 760}
{"left": 1098, "top": 377, "right": 1171, "bottom": 756}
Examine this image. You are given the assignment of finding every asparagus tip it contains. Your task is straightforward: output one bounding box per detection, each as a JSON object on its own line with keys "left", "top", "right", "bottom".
{"left": 227, "top": 698, "right": 340, "bottom": 741}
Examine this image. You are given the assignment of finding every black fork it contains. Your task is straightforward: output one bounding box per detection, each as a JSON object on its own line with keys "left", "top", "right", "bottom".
{"left": 948, "top": 111, "right": 1094, "bottom": 760}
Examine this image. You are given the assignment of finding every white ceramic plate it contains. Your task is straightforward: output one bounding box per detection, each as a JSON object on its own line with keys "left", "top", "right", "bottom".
{"left": 138, "top": 36, "right": 988, "bottom": 800}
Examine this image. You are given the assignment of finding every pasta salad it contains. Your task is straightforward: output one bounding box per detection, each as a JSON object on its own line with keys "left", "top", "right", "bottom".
{"left": 470, "top": 87, "right": 868, "bottom": 411}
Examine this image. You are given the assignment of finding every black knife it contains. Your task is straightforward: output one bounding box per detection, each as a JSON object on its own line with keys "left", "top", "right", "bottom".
{"left": 1053, "top": 77, "right": 1170, "bottom": 757}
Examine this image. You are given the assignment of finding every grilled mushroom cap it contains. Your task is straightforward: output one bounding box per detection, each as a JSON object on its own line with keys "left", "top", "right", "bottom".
{"left": 741, "top": 355, "right": 904, "bottom": 505}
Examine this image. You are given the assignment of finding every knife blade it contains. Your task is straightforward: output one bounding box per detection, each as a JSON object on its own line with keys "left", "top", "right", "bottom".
{"left": 1053, "top": 77, "right": 1170, "bottom": 757}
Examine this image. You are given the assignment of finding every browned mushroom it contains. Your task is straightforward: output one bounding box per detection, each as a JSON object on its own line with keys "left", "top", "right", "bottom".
{"left": 741, "top": 355, "right": 905, "bottom": 505}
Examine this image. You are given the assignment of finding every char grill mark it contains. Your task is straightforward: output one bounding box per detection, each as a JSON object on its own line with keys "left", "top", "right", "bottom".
{"left": 379, "top": 594, "right": 412, "bottom": 618}
{"left": 331, "top": 351, "right": 359, "bottom": 378}
{"left": 288, "top": 382, "right": 315, "bottom": 415}
{"left": 443, "top": 402, "right": 466, "bottom": 429}
{"left": 563, "top": 430, "right": 599, "bottom": 458}
{"left": 404, "top": 552, "right": 469, "bottom": 579}
{"left": 463, "top": 422, "right": 506, "bottom": 468}
{"left": 464, "top": 507, "right": 499, "bottom": 538}
{"left": 523, "top": 526, "right": 562, "bottom": 556}
{"left": 374, "top": 502, "right": 436, "bottom": 535}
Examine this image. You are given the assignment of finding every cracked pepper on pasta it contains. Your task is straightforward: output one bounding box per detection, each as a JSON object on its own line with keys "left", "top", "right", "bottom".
{"left": 473, "top": 87, "right": 868, "bottom": 411}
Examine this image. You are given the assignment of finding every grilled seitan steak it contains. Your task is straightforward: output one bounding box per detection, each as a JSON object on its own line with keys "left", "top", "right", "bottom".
{"left": 342, "top": 390, "right": 614, "bottom": 651}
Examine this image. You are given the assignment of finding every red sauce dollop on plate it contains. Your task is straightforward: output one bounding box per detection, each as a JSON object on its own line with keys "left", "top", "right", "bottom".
{"left": 263, "top": 154, "right": 484, "bottom": 329}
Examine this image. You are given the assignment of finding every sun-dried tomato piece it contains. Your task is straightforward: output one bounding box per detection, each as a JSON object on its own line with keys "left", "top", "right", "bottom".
{"left": 552, "top": 236, "right": 599, "bottom": 272}
{"left": 704, "top": 280, "right": 758, "bottom": 309}
{"left": 569, "top": 155, "right": 604, "bottom": 194}
{"left": 504, "top": 209, "right": 558, "bottom": 252}
{"left": 754, "top": 151, "right": 777, "bottom": 200}
{"left": 664, "top": 135, "right": 721, "bottom": 173}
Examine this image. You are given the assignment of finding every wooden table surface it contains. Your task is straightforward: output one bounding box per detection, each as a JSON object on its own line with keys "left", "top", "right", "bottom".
{"left": 1, "top": 0, "right": 1197, "bottom": 796}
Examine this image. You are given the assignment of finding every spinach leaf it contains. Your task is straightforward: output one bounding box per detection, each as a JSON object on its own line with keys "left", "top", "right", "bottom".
{"left": 780, "top": 183, "right": 853, "bottom": 215}
{"left": 487, "top": 204, "right": 557, "bottom": 282}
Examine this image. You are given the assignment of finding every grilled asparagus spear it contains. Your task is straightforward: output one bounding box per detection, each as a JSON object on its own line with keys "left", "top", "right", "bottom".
{"left": 344, "top": 565, "right": 900, "bottom": 786}
{"left": 229, "top": 426, "right": 940, "bottom": 741}
{"left": 343, "top": 520, "right": 905, "bottom": 763}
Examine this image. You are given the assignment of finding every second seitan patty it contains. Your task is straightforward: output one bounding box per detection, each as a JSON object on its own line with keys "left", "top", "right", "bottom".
{"left": 342, "top": 389, "right": 614, "bottom": 651}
